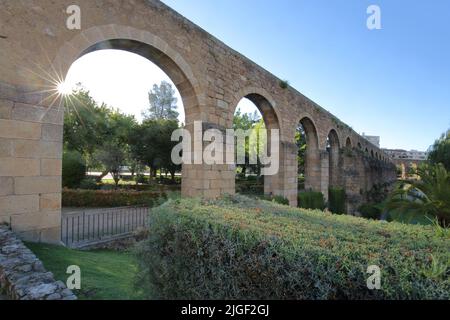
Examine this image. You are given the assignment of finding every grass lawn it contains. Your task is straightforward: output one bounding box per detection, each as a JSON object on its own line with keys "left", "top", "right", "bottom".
{"left": 26, "top": 243, "right": 145, "bottom": 300}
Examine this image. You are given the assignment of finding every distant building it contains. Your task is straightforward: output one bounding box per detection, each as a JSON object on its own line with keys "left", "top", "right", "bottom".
{"left": 362, "top": 133, "right": 380, "bottom": 147}
{"left": 383, "top": 148, "right": 428, "bottom": 179}
{"left": 383, "top": 149, "right": 428, "bottom": 161}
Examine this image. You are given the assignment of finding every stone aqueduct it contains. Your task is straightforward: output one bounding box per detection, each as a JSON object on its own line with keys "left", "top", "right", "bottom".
{"left": 0, "top": 0, "right": 396, "bottom": 243}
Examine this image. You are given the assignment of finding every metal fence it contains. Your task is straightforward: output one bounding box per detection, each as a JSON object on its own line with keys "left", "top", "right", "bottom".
{"left": 61, "top": 206, "right": 150, "bottom": 248}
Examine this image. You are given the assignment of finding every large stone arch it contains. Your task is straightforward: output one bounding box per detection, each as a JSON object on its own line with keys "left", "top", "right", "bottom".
{"left": 296, "top": 115, "right": 321, "bottom": 193}
{"left": 327, "top": 129, "right": 340, "bottom": 188}
{"left": 53, "top": 25, "right": 202, "bottom": 124}
{"left": 230, "top": 89, "right": 282, "bottom": 198}
{"left": 230, "top": 86, "right": 282, "bottom": 132}
{"left": 345, "top": 137, "right": 352, "bottom": 148}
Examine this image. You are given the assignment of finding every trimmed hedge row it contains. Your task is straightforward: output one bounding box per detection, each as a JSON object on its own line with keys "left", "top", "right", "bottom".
{"left": 328, "top": 187, "right": 346, "bottom": 214}
{"left": 298, "top": 191, "right": 325, "bottom": 210}
{"left": 135, "top": 195, "right": 449, "bottom": 299}
{"left": 62, "top": 189, "right": 167, "bottom": 208}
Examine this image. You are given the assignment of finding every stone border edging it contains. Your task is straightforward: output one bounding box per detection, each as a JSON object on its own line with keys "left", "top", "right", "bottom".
{"left": 0, "top": 225, "right": 77, "bottom": 300}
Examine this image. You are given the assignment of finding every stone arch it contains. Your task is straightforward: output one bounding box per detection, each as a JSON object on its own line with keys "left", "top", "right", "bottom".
{"left": 53, "top": 25, "right": 205, "bottom": 199}
{"left": 357, "top": 142, "right": 362, "bottom": 150}
{"left": 297, "top": 116, "right": 321, "bottom": 192}
{"left": 53, "top": 25, "right": 202, "bottom": 124}
{"left": 345, "top": 137, "right": 352, "bottom": 148}
{"left": 371, "top": 150, "right": 375, "bottom": 158}
{"left": 231, "top": 91, "right": 281, "bottom": 197}
{"left": 230, "top": 86, "right": 282, "bottom": 133}
{"left": 327, "top": 129, "right": 340, "bottom": 187}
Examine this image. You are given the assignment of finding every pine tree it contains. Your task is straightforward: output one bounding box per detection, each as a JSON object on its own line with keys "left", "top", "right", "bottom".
{"left": 142, "top": 81, "right": 179, "bottom": 120}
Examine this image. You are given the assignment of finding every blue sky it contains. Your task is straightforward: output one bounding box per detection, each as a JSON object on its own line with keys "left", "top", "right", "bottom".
{"left": 66, "top": 1, "right": 450, "bottom": 151}
{"left": 160, "top": 0, "right": 450, "bottom": 151}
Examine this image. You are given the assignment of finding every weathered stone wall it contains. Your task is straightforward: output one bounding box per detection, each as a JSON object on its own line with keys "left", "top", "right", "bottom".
{"left": 341, "top": 148, "right": 397, "bottom": 214}
{"left": 0, "top": 225, "right": 76, "bottom": 300}
{"left": 0, "top": 0, "right": 396, "bottom": 242}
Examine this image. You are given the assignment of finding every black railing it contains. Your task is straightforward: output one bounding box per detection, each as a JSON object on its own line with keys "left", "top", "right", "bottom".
{"left": 61, "top": 206, "right": 149, "bottom": 248}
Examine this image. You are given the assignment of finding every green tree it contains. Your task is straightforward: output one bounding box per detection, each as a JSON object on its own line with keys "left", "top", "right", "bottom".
{"left": 233, "top": 108, "right": 262, "bottom": 176}
{"left": 93, "top": 142, "right": 126, "bottom": 189}
{"left": 142, "top": 81, "right": 179, "bottom": 120}
{"left": 62, "top": 149, "right": 86, "bottom": 188}
{"left": 428, "top": 129, "right": 450, "bottom": 171}
{"left": 130, "top": 119, "right": 181, "bottom": 181}
{"left": 295, "top": 124, "right": 307, "bottom": 177}
{"left": 63, "top": 86, "right": 138, "bottom": 185}
{"left": 63, "top": 87, "right": 111, "bottom": 158}
{"left": 386, "top": 163, "right": 450, "bottom": 226}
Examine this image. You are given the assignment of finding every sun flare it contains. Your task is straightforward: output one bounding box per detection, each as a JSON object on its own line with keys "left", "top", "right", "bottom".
{"left": 57, "top": 81, "right": 73, "bottom": 96}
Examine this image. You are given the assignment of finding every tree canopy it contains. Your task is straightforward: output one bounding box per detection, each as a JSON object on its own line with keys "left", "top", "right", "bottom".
{"left": 428, "top": 129, "right": 450, "bottom": 171}
{"left": 142, "top": 81, "right": 179, "bottom": 121}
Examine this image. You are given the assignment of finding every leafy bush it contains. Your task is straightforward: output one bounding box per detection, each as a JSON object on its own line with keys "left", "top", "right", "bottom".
{"left": 236, "top": 179, "right": 264, "bottom": 195}
{"left": 78, "top": 177, "right": 99, "bottom": 190}
{"left": 328, "top": 187, "right": 346, "bottom": 214}
{"left": 298, "top": 191, "right": 325, "bottom": 210}
{"left": 135, "top": 195, "right": 449, "bottom": 299}
{"left": 62, "top": 150, "right": 86, "bottom": 188}
{"left": 358, "top": 203, "right": 382, "bottom": 220}
{"left": 62, "top": 189, "right": 166, "bottom": 208}
{"left": 386, "top": 164, "right": 450, "bottom": 227}
{"left": 260, "top": 194, "right": 289, "bottom": 205}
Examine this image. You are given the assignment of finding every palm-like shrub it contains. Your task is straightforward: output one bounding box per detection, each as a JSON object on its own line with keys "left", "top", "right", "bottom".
{"left": 386, "top": 163, "right": 450, "bottom": 226}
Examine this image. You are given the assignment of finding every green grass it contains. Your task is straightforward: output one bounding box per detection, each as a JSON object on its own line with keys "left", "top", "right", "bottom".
{"left": 26, "top": 243, "right": 144, "bottom": 300}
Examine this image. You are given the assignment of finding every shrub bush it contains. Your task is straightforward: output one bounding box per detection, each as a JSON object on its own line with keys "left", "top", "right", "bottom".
{"left": 298, "top": 191, "right": 325, "bottom": 210}
{"left": 358, "top": 203, "right": 382, "bottom": 220}
{"left": 328, "top": 187, "right": 346, "bottom": 214}
{"left": 62, "top": 150, "right": 86, "bottom": 188}
{"left": 78, "top": 177, "right": 99, "bottom": 190}
{"left": 136, "top": 196, "right": 450, "bottom": 299}
{"left": 135, "top": 195, "right": 449, "bottom": 299}
{"left": 62, "top": 189, "right": 167, "bottom": 208}
{"left": 260, "top": 194, "right": 289, "bottom": 205}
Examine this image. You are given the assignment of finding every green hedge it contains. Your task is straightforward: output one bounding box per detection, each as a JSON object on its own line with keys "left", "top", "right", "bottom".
{"left": 298, "top": 191, "right": 325, "bottom": 210}
{"left": 358, "top": 203, "right": 382, "bottom": 220}
{"left": 328, "top": 187, "right": 346, "bottom": 214}
{"left": 62, "top": 189, "right": 166, "bottom": 208}
{"left": 134, "top": 195, "right": 449, "bottom": 299}
{"left": 259, "top": 194, "right": 289, "bottom": 205}
{"left": 62, "top": 150, "right": 86, "bottom": 188}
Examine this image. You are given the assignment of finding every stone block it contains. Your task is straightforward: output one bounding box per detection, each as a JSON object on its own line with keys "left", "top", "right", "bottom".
{"left": 12, "top": 103, "right": 63, "bottom": 124}
{"left": 0, "top": 177, "right": 14, "bottom": 196}
{"left": 41, "top": 124, "right": 63, "bottom": 142}
{"left": 11, "top": 211, "right": 60, "bottom": 232}
{"left": 13, "top": 140, "right": 62, "bottom": 159}
{"left": 0, "top": 157, "right": 40, "bottom": 177}
{"left": 0, "top": 119, "right": 41, "bottom": 140}
{"left": 0, "top": 138, "right": 13, "bottom": 157}
{"left": 0, "top": 99, "right": 13, "bottom": 119}
{"left": 40, "top": 193, "right": 61, "bottom": 210}
{"left": 0, "top": 195, "right": 40, "bottom": 215}
{"left": 14, "top": 176, "right": 61, "bottom": 195}
{"left": 40, "top": 159, "right": 62, "bottom": 176}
